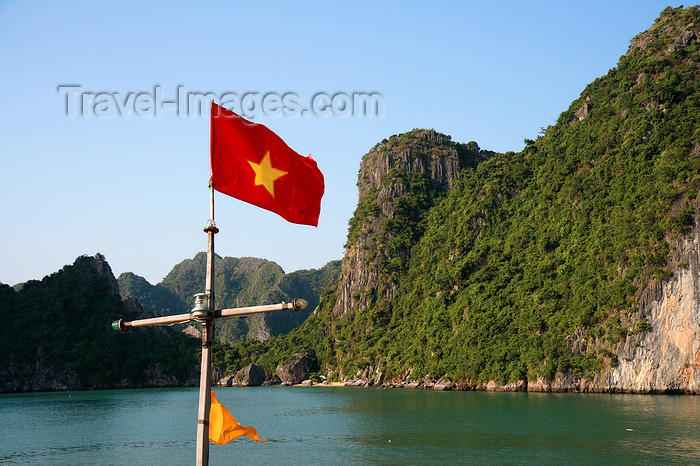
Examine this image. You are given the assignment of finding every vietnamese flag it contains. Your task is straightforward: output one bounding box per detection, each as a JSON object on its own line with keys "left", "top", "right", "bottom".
{"left": 209, "top": 391, "right": 268, "bottom": 444}
{"left": 210, "top": 102, "right": 324, "bottom": 227}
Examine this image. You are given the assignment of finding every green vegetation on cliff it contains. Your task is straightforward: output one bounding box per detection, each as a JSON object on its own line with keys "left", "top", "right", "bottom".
{"left": 218, "top": 6, "right": 700, "bottom": 384}
{"left": 0, "top": 255, "right": 198, "bottom": 391}
{"left": 0, "top": 250, "right": 339, "bottom": 392}
{"left": 117, "top": 272, "right": 185, "bottom": 316}
{"left": 119, "top": 254, "right": 341, "bottom": 343}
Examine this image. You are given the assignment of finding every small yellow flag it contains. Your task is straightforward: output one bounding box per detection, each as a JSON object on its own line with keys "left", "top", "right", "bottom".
{"left": 209, "top": 391, "right": 268, "bottom": 444}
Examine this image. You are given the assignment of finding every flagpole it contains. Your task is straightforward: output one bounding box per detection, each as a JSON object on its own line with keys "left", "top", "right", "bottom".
{"left": 197, "top": 184, "right": 218, "bottom": 466}
{"left": 113, "top": 103, "right": 320, "bottom": 462}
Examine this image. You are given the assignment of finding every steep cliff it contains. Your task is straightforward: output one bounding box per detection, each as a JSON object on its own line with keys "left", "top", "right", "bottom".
{"left": 524, "top": 220, "right": 700, "bottom": 394}
{"left": 334, "top": 130, "right": 491, "bottom": 318}
{"left": 601, "top": 219, "right": 700, "bottom": 393}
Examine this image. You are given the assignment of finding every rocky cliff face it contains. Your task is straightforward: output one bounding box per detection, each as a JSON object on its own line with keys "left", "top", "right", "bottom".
{"left": 333, "top": 130, "right": 490, "bottom": 316}
{"left": 516, "top": 223, "right": 700, "bottom": 394}
{"left": 600, "top": 222, "right": 700, "bottom": 393}
{"left": 358, "top": 129, "right": 468, "bottom": 199}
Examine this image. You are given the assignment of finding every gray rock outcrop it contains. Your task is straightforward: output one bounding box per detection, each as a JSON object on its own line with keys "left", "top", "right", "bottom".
{"left": 276, "top": 352, "right": 311, "bottom": 385}
{"left": 232, "top": 364, "right": 266, "bottom": 387}
{"left": 598, "top": 222, "right": 700, "bottom": 393}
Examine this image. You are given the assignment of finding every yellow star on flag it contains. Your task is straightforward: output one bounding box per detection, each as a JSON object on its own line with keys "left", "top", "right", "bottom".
{"left": 247, "top": 151, "right": 288, "bottom": 197}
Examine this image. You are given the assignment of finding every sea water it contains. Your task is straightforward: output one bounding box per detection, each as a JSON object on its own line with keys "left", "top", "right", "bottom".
{"left": 0, "top": 386, "right": 698, "bottom": 464}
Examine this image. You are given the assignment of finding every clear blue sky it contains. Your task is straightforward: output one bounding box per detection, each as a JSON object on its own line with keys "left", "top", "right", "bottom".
{"left": 0, "top": 1, "right": 682, "bottom": 286}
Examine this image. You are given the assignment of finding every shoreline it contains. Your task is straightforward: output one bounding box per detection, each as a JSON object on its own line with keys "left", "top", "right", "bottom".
{"left": 3, "top": 379, "right": 699, "bottom": 394}
{"left": 291, "top": 381, "right": 344, "bottom": 387}
{"left": 285, "top": 377, "right": 700, "bottom": 394}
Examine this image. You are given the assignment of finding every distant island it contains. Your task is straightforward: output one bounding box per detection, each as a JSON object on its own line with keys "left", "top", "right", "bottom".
{"left": 0, "top": 253, "right": 339, "bottom": 392}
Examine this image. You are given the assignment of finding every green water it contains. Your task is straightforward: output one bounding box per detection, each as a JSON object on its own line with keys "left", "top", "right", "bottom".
{"left": 0, "top": 386, "right": 698, "bottom": 464}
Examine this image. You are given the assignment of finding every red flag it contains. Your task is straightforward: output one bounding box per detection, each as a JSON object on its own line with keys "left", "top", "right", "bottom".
{"left": 209, "top": 391, "right": 268, "bottom": 444}
{"left": 210, "top": 102, "right": 324, "bottom": 227}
